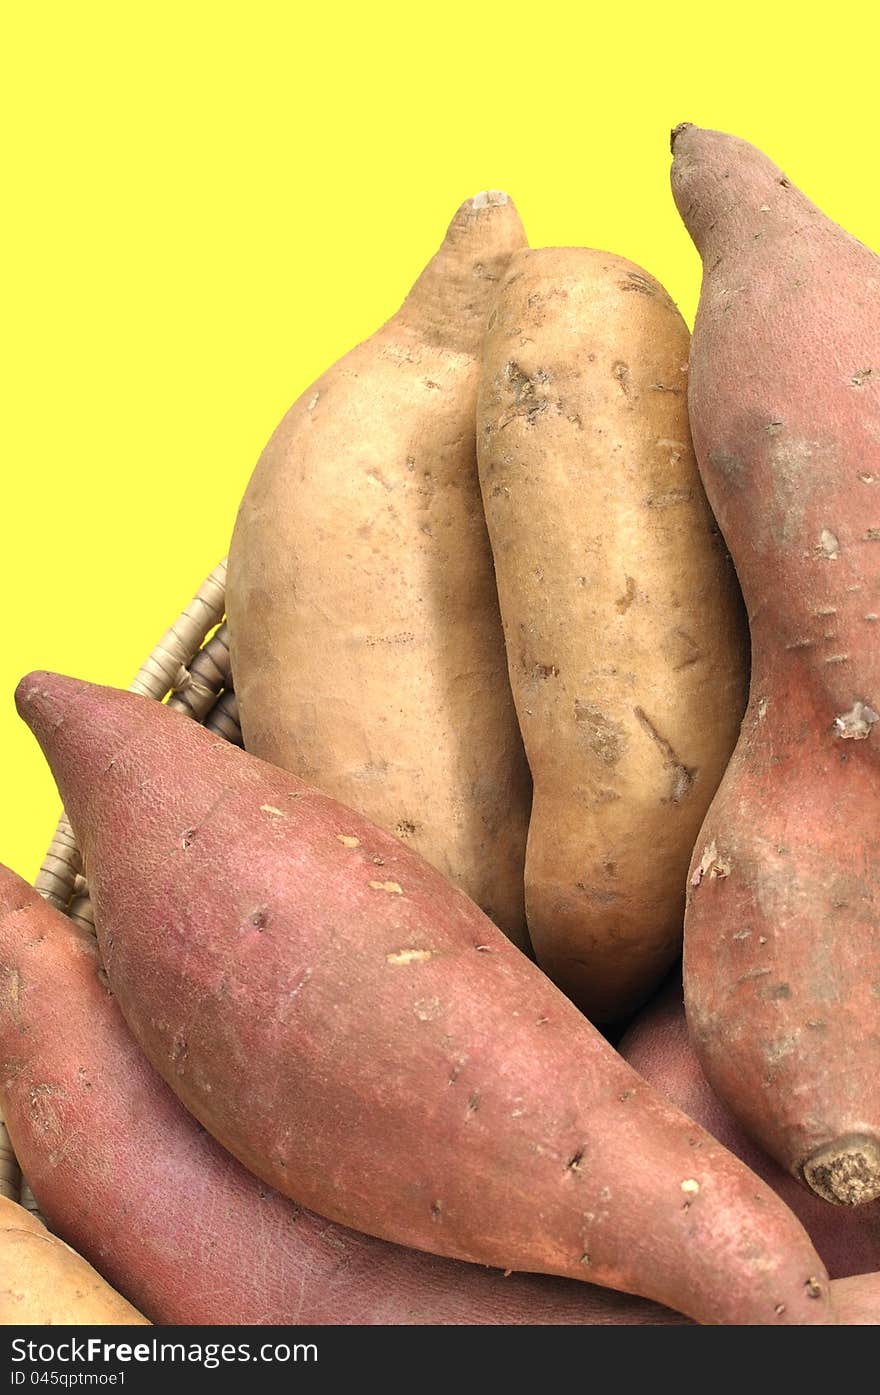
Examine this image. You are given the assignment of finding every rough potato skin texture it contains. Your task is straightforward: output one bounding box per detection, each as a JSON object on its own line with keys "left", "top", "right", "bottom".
{"left": 672, "top": 125, "right": 880, "bottom": 1203}
{"left": 16, "top": 674, "right": 837, "bottom": 1325}
{"left": 476, "top": 247, "right": 748, "bottom": 1022}
{"left": 832, "top": 1273, "right": 880, "bottom": 1325}
{"left": 620, "top": 979, "right": 880, "bottom": 1279}
{"left": 0, "top": 1196, "right": 147, "bottom": 1325}
{"left": 227, "top": 194, "right": 532, "bottom": 950}
{"left": 0, "top": 866, "right": 677, "bottom": 1326}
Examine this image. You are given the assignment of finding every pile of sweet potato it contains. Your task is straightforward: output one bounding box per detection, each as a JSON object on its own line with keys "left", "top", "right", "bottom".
{"left": 2, "top": 125, "right": 878, "bottom": 1327}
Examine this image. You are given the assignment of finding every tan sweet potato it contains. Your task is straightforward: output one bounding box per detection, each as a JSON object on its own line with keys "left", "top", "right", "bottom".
{"left": 15, "top": 671, "right": 839, "bottom": 1325}
{"left": 0, "top": 1196, "right": 147, "bottom": 1325}
{"left": 619, "top": 979, "right": 880, "bottom": 1278}
{"left": 476, "top": 247, "right": 747, "bottom": 1022}
{"left": 227, "top": 193, "right": 532, "bottom": 948}
{"left": 0, "top": 864, "right": 679, "bottom": 1325}
{"left": 671, "top": 124, "right": 880, "bottom": 1204}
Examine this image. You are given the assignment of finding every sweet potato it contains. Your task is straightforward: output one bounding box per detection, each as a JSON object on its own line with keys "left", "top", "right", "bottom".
{"left": 671, "top": 124, "right": 880, "bottom": 1204}
{"left": 476, "top": 248, "right": 748, "bottom": 1021}
{"left": 619, "top": 979, "right": 880, "bottom": 1278}
{"left": 832, "top": 1273, "right": 880, "bottom": 1325}
{"left": 16, "top": 672, "right": 838, "bottom": 1325}
{"left": 227, "top": 193, "right": 532, "bottom": 949}
{"left": 0, "top": 864, "right": 679, "bottom": 1325}
{"left": 0, "top": 1196, "right": 147, "bottom": 1325}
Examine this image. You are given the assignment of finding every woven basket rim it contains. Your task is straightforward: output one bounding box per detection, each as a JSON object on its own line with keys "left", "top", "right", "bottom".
{"left": 0, "top": 558, "right": 237, "bottom": 1212}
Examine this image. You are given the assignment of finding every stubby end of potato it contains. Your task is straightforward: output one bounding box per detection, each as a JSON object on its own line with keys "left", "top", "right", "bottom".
{"left": 802, "top": 1135, "right": 880, "bottom": 1206}
{"left": 400, "top": 188, "right": 527, "bottom": 351}
{"left": 467, "top": 189, "right": 510, "bottom": 209}
{"left": 669, "top": 122, "right": 694, "bottom": 153}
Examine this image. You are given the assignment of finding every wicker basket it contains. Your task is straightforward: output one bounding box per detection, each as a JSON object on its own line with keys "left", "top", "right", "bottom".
{"left": 0, "top": 559, "right": 240, "bottom": 1216}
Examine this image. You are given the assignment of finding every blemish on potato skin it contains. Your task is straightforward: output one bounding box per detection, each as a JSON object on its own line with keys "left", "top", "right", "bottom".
{"left": 413, "top": 996, "right": 441, "bottom": 1021}
{"left": 0, "top": 967, "right": 22, "bottom": 1022}
{"left": 737, "top": 967, "right": 771, "bottom": 984}
{"left": 763, "top": 983, "right": 792, "bottom": 1001}
{"left": 615, "top": 576, "right": 636, "bottom": 613}
{"left": 645, "top": 488, "right": 693, "bottom": 510}
{"left": 691, "top": 839, "right": 731, "bottom": 885}
{"left": 633, "top": 707, "right": 695, "bottom": 802}
{"left": 611, "top": 361, "right": 631, "bottom": 395}
{"left": 170, "top": 1034, "right": 188, "bottom": 1072}
{"left": 260, "top": 805, "right": 285, "bottom": 817}
{"left": 574, "top": 702, "right": 625, "bottom": 765}
{"left": 707, "top": 448, "right": 743, "bottom": 483}
{"left": 816, "top": 529, "right": 840, "bottom": 560}
{"left": 336, "top": 834, "right": 360, "bottom": 847}
{"left": 386, "top": 948, "right": 432, "bottom": 965}
{"left": 834, "top": 701, "right": 879, "bottom": 739}
{"left": 620, "top": 272, "right": 658, "bottom": 297}
{"left": 371, "top": 880, "right": 403, "bottom": 894}
{"left": 501, "top": 360, "right": 550, "bottom": 426}
{"left": 851, "top": 368, "right": 873, "bottom": 387}
{"left": 680, "top": 1179, "right": 700, "bottom": 1209}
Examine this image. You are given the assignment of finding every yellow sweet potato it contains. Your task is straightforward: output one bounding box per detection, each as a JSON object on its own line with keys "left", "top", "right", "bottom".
{"left": 0, "top": 1196, "right": 148, "bottom": 1325}
{"left": 477, "top": 247, "right": 748, "bottom": 1020}
{"left": 227, "top": 194, "right": 532, "bottom": 947}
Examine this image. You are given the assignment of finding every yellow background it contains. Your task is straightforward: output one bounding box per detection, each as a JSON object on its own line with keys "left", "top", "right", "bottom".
{"left": 2, "top": 2, "right": 878, "bottom": 881}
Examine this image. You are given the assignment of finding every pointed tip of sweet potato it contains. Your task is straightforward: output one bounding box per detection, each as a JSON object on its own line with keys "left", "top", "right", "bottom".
{"left": 670, "top": 122, "right": 695, "bottom": 152}
{"left": 15, "top": 669, "right": 84, "bottom": 730}
{"left": 0, "top": 860, "right": 35, "bottom": 914}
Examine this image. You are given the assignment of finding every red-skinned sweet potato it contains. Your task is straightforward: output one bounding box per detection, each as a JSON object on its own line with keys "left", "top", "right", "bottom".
{"left": 16, "top": 671, "right": 837, "bottom": 1325}
{"left": 0, "top": 864, "right": 678, "bottom": 1325}
{"left": 671, "top": 123, "right": 880, "bottom": 1205}
{"left": 619, "top": 978, "right": 880, "bottom": 1279}
{"left": 832, "top": 1273, "right": 880, "bottom": 1325}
